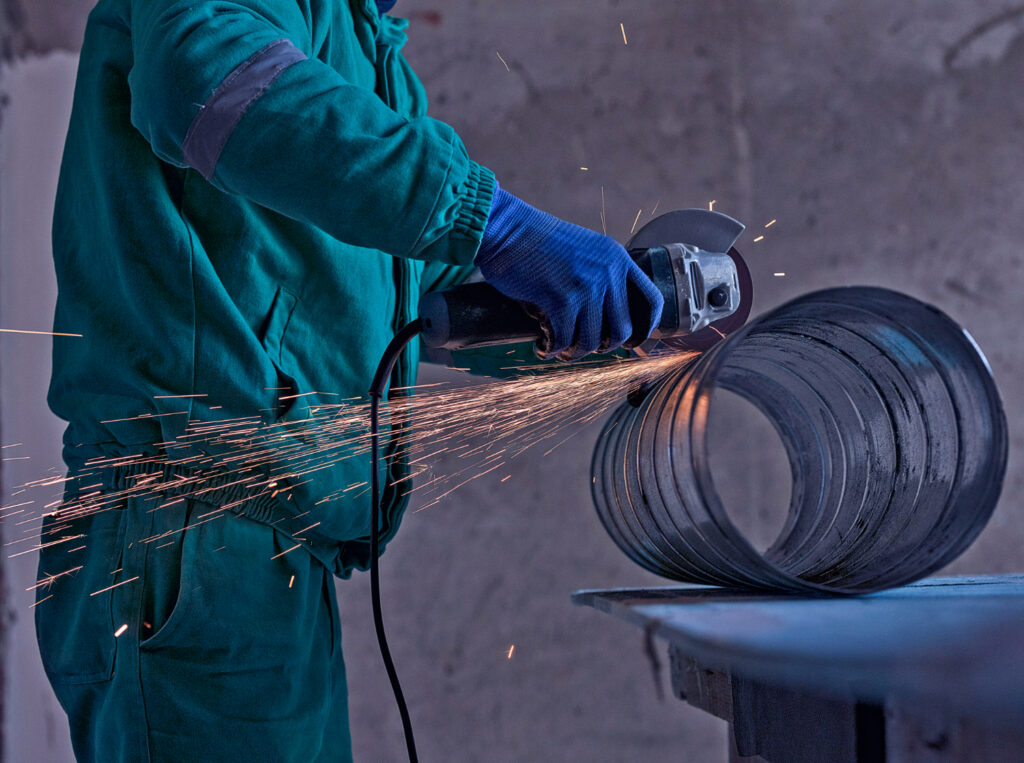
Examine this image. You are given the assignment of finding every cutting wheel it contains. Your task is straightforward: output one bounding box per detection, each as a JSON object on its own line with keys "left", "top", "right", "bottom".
{"left": 627, "top": 209, "right": 754, "bottom": 352}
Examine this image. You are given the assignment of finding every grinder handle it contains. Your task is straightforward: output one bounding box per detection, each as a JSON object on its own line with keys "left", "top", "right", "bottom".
{"left": 419, "top": 281, "right": 544, "bottom": 350}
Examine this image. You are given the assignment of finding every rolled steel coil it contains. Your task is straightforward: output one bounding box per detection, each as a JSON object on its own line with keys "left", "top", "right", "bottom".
{"left": 591, "top": 287, "right": 1007, "bottom": 594}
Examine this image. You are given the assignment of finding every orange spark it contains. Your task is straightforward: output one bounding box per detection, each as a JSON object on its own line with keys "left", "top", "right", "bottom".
{"left": 630, "top": 208, "right": 643, "bottom": 235}
{"left": 600, "top": 186, "right": 607, "bottom": 235}
{"left": 271, "top": 544, "right": 302, "bottom": 560}
{"left": 30, "top": 595, "right": 53, "bottom": 609}
{"left": 90, "top": 576, "right": 139, "bottom": 597}
{"left": 0, "top": 328, "right": 82, "bottom": 337}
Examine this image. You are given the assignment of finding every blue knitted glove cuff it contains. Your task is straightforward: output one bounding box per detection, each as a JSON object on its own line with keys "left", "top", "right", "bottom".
{"left": 475, "top": 182, "right": 559, "bottom": 272}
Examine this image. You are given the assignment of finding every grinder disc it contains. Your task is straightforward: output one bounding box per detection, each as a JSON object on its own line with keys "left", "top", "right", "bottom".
{"left": 627, "top": 209, "right": 754, "bottom": 352}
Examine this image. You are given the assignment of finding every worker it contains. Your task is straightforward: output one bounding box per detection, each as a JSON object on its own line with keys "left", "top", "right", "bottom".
{"left": 35, "top": 1, "right": 663, "bottom": 761}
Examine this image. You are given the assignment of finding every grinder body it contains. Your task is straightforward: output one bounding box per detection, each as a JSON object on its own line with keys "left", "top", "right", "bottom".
{"left": 419, "top": 209, "right": 751, "bottom": 354}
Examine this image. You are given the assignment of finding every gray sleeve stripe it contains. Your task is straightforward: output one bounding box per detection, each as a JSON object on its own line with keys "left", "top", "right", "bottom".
{"left": 182, "top": 38, "right": 307, "bottom": 180}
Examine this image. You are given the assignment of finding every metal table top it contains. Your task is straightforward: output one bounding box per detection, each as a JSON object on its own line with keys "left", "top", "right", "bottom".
{"left": 573, "top": 574, "right": 1024, "bottom": 727}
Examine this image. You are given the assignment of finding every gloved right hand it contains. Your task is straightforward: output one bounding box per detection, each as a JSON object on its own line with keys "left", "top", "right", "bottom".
{"left": 475, "top": 182, "right": 664, "bottom": 360}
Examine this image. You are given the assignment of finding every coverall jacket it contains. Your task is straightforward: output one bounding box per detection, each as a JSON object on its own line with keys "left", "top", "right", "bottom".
{"left": 37, "top": 1, "right": 497, "bottom": 760}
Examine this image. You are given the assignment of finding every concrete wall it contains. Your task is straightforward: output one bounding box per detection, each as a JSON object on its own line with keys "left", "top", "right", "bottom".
{"left": 2, "top": 2, "right": 1023, "bottom": 761}
{"left": 0, "top": 52, "right": 79, "bottom": 763}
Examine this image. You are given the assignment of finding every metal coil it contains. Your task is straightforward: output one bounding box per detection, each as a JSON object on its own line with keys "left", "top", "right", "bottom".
{"left": 592, "top": 287, "right": 1007, "bottom": 594}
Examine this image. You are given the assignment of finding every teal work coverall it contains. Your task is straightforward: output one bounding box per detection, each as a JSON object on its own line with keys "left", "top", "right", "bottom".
{"left": 37, "top": 1, "right": 503, "bottom": 760}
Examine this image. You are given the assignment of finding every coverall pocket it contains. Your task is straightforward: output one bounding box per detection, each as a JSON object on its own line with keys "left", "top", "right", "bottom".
{"left": 138, "top": 500, "right": 201, "bottom": 651}
{"left": 259, "top": 285, "right": 307, "bottom": 421}
{"left": 35, "top": 506, "right": 126, "bottom": 684}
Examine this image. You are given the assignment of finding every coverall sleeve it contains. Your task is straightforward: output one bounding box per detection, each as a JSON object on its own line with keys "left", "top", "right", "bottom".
{"left": 128, "top": 1, "right": 494, "bottom": 265}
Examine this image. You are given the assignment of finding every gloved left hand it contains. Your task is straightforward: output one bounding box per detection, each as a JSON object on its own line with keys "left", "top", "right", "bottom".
{"left": 475, "top": 182, "right": 664, "bottom": 360}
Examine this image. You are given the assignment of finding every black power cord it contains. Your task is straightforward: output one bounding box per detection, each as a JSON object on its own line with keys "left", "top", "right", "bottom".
{"left": 369, "top": 318, "right": 424, "bottom": 763}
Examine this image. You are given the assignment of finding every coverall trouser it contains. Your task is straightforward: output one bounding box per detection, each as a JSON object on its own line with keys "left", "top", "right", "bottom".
{"left": 35, "top": 495, "right": 352, "bottom": 762}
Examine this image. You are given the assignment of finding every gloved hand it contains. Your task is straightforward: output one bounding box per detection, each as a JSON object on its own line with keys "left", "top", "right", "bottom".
{"left": 475, "top": 182, "right": 664, "bottom": 360}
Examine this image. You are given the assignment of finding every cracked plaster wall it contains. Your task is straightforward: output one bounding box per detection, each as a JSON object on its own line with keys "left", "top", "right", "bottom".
{"left": 2, "top": 2, "right": 1024, "bottom": 761}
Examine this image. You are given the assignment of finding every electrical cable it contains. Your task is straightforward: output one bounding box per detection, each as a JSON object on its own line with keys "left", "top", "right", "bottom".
{"left": 369, "top": 318, "right": 424, "bottom": 763}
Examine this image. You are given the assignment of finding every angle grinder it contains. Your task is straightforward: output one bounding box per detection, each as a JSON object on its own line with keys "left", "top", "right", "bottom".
{"left": 419, "top": 209, "right": 754, "bottom": 356}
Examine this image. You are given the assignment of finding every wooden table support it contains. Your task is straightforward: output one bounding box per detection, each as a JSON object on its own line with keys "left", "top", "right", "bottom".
{"left": 574, "top": 575, "right": 1024, "bottom": 762}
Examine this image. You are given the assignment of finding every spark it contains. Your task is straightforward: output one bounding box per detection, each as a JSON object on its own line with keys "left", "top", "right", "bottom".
{"left": 507, "top": 644, "right": 515, "bottom": 659}
{"left": 90, "top": 576, "right": 139, "bottom": 597}
{"left": 773, "top": 272, "right": 786, "bottom": 277}
{"left": 580, "top": 166, "right": 588, "bottom": 171}
{"left": 753, "top": 235, "right": 765, "bottom": 242}
{"left": 8, "top": 533, "right": 85, "bottom": 557}
{"left": 630, "top": 208, "right": 643, "bottom": 235}
{"left": 765, "top": 219, "right": 776, "bottom": 228}
{"left": 0, "top": 328, "right": 82, "bottom": 337}
{"left": 114, "top": 624, "right": 128, "bottom": 638}
{"left": 30, "top": 595, "right": 53, "bottom": 609}
{"left": 543, "top": 430, "right": 579, "bottom": 457}
{"left": 30, "top": 566, "right": 83, "bottom": 591}
{"left": 278, "top": 392, "right": 321, "bottom": 401}
{"left": 496, "top": 51, "right": 510, "bottom": 71}
{"left": 650, "top": 200, "right": 660, "bottom": 217}
{"left": 620, "top": 23, "right": 628, "bottom": 45}
{"left": 288, "top": 575, "right": 295, "bottom": 588}
{"left": 15, "top": 350, "right": 697, "bottom": 560}
{"left": 271, "top": 544, "right": 302, "bottom": 560}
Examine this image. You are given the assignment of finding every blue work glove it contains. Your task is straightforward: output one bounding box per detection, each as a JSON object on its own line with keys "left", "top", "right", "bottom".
{"left": 475, "top": 183, "right": 664, "bottom": 360}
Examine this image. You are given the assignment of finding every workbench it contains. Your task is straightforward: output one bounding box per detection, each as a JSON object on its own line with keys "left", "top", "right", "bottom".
{"left": 573, "top": 575, "right": 1024, "bottom": 762}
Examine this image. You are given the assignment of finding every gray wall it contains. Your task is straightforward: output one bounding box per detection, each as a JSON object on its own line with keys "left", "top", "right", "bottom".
{"left": 2, "top": 2, "right": 1023, "bottom": 761}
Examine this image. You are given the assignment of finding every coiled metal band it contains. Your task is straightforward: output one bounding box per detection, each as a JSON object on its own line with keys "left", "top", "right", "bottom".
{"left": 592, "top": 287, "right": 1007, "bottom": 594}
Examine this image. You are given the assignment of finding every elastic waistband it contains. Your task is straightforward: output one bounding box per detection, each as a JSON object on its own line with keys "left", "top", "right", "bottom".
{"left": 97, "top": 462, "right": 340, "bottom": 569}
